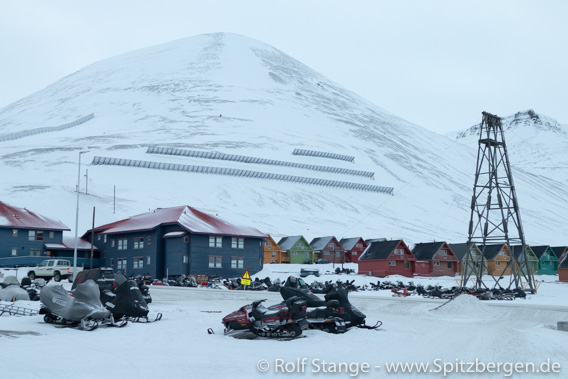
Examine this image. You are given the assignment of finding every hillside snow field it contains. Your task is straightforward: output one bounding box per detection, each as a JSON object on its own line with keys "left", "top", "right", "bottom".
{"left": 0, "top": 33, "right": 567, "bottom": 246}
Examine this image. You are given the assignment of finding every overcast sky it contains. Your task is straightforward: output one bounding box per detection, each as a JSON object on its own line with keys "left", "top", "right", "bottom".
{"left": 1, "top": 1, "right": 567, "bottom": 133}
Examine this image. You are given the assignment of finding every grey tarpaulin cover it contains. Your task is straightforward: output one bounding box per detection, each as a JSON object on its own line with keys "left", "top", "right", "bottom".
{"left": 40, "top": 280, "right": 110, "bottom": 321}
{"left": 0, "top": 285, "right": 29, "bottom": 301}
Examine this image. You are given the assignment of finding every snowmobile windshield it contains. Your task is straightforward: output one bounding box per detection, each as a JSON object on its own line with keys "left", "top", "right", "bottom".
{"left": 114, "top": 273, "right": 128, "bottom": 286}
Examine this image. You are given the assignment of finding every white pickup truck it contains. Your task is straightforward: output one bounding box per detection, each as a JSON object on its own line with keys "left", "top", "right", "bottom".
{"left": 27, "top": 259, "right": 83, "bottom": 282}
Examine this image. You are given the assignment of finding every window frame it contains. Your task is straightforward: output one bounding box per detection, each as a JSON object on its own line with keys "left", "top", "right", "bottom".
{"left": 133, "top": 237, "right": 144, "bottom": 249}
{"left": 117, "top": 238, "right": 128, "bottom": 250}
{"left": 133, "top": 257, "right": 143, "bottom": 269}
{"left": 208, "top": 256, "right": 222, "bottom": 268}
{"left": 231, "top": 257, "right": 245, "bottom": 269}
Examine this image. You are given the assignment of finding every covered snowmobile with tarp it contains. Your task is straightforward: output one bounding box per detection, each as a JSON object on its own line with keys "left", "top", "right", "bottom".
{"left": 72, "top": 268, "right": 160, "bottom": 322}
{"left": 40, "top": 280, "right": 126, "bottom": 330}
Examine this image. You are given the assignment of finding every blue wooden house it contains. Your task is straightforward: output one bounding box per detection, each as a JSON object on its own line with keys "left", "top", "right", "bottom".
{"left": 529, "top": 245, "right": 559, "bottom": 275}
{"left": 84, "top": 205, "right": 267, "bottom": 279}
{"left": 0, "top": 201, "right": 71, "bottom": 267}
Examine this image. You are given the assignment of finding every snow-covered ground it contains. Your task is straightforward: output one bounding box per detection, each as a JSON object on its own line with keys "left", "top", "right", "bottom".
{"left": 1, "top": 265, "right": 566, "bottom": 378}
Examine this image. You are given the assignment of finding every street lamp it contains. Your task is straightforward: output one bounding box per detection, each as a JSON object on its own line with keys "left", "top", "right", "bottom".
{"left": 73, "top": 150, "right": 90, "bottom": 281}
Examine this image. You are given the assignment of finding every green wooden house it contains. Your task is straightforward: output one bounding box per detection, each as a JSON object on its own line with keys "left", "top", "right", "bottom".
{"left": 277, "top": 235, "right": 314, "bottom": 264}
{"left": 510, "top": 245, "right": 539, "bottom": 276}
{"left": 448, "top": 243, "right": 486, "bottom": 275}
{"left": 530, "top": 245, "right": 559, "bottom": 275}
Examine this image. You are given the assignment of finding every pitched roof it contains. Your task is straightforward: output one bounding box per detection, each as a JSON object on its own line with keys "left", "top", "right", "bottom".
{"left": 277, "top": 236, "right": 303, "bottom": 251}
{"left": 530, "top": 245, "right": 556, "bottom": 259}
{"left": 480, "top": 244, "right": 507, "bottom": 260}
{"left": 340, "top": 237, "right": 364, "bottom": 251}
{"left": 448, "top": 243, "right": 473, "bottom": 260}
{"left": 560, "top": 254, "right": 568, "bottom": 269}
{"left": 510, "top": 245, "right": 536, "bottom": 260}
{"left": 310, "top": 236, "right": 335, "bottom": 251}
{"left": 0, "top": 201, "right": 70, "bottom": 231}
{"left": 550, "top": 246, "right": 567, "bottom": 260}
{"left": 45, "top": 237, "right": 97, "bottom": 251}
{"left": 411, "top": 242, "right": 445, "bottom": 260}
{"left": 90, "top": 206, "right": 266, "bottom": 238}
{"left": 359, "top": 240, "right": 403, "bottom": 261}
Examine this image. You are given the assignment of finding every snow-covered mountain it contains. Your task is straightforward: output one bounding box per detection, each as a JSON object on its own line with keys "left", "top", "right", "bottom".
{"left": 0, "top": 33, "right": 566, "bottom": 245}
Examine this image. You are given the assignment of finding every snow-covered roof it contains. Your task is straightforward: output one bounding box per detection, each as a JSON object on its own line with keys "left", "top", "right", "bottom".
{"left": 45, "top": 238, "right": 97, "bottom": 251}
{"left": 163, "top": 230, "right": 188, "bottom": 238}
{"left": 309, "top": 236, "right": 336, "bottom": 251}
{"left": 277, "top": 236, "right": 304, "bottom": 251}
{"left": 92, "top": 205, "right": 266, "bottom": 238}
{"left": 340, "top": 237, "right": 365, "bottom": 251}
{"left": 0, "top": 201, "right": 70, "bottom": 231}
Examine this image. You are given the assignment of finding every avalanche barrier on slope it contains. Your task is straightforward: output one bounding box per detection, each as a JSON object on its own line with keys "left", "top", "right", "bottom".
{"left": 92, "top": 156, "right": 394, "bottom": 195}
{"left": 0, "top": 114, "right": 95, "bottom": 142}
{"left": 292, "top": 149, "right": 355, "bottom": 162}
{"left": 146, "top": 146, "right": 373, "bottom": 178}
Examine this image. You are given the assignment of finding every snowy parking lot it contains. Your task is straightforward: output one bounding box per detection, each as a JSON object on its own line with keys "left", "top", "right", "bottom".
{"left": 1, "top": 265, "right": 567, "bottom": 378}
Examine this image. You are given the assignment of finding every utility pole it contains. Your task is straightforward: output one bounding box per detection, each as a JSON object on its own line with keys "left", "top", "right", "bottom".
{"left": 84, "top": 169, "right": 88, "bottom": 194}
{"left": 90, "top": 207, "right": 95, "bottom": 269}
{"left": 461, "top": 112, "right": 535, "bottom": 292}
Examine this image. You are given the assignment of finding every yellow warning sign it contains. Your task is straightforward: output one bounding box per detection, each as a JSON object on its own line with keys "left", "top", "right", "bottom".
{"left": 241, "top": 269, "right": 251, "bottom": 286}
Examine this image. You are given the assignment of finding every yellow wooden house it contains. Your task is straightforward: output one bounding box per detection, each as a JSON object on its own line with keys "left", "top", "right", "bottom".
{"left": 481, "top": 244, "right": 512, "bottom": 276}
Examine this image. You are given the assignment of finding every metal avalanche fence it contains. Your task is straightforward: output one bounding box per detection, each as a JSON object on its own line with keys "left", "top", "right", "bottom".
{"left": 92, "top": 156, "right": 394, "bottom": 195}
{"left": 0, "top": 113, "right": 95, "bottom": 142}
{"left": 292, "top": 148, "right": 355, "bottom": 162}
{"left": 147, "top": 146, "right": 372, "bottom": 178}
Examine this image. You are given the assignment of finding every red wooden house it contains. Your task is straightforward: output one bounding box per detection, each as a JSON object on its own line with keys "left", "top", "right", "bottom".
{"left": 340, "top": 237, "right": 367, "bottom": 263}
{"left": 412, "top": 241, "right": 459, "bottom": 277}
{"left": 558, "top": 254, "right": 568, "bottom": 283}
{"left": 310, "top": 236, "right": 345, "bottom": 263}
{"left": 358, "top": 240, "right": 416, "bottom": 278}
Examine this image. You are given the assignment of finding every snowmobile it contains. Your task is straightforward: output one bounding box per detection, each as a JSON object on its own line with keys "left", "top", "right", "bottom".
{"left": 101, "top": 276, "right": 161, "bottom": 322}
{"left": 40, "top": 279, "right": 127, "bottom": 330}
{"left": 222, "top": 296, "right": 308, "bottom": 339}
{"left": 280, "top": 280, "right": 381, "bottom": 332}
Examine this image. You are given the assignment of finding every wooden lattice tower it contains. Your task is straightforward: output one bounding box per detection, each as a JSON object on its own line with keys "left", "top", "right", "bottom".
{"left": 461, "top": 112, "right": 536, "bottom": 292}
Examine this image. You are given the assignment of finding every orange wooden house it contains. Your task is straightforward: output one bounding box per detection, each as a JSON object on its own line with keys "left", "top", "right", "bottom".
{"left": 263, "top": 235, "right": 284, "bottom": 264}
{"left": 481, "top": 244, "right": 512, "bottom": 276}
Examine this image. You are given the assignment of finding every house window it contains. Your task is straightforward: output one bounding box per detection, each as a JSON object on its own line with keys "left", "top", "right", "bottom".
{"left": 209, "top": 236, "right": 222, "bottom": 248}
{"left": 209, "top": 256, "right": 222, "bottom": 268}
{"left": 231, "top": 257, "right": 244, "bottom": 269}
{"left": 434, "top": 261, "right": 440, "bottom": 266}
{"left": 184, "top": 236, "right": 189, "bottom": 243}
{"left": 328, "top": 243, "right": 335, "bottom": 248}
{"left": 271, "top": 252, "right": 277, "bottom": 257}
{"left": 117, "top": 258, "right": 127, "bottom": 270}
{"left": 292, "top": 251, "right": 298, "bottom": 255}
{"left": 496, "top": 261, "right": 501, "bottom": 266}
{"left": 404, "top": 261, "right": 410, "bottom": 269}
{"left": 324, "top": 251, "right": 330, "bottom": 255}
{"left": 12, "top": 229, "right": 18, "bottom": 237}
{"left": 111, "top": 240, "right": 115, "bottom": 247}
{"left": 356, "top": 243, "right": 363, "bottom": 248}
{"left": 147, "top": 256, "right": 151, "bottom": 265}
{"left": 118, "top": 238, "right": 128, "bottom": 250}
{"left": 133, "top": 237, "right": 144, "bottom": 249}
{"left": 28, "top": 231, "right": 44, "bottom": 241}
{"left": 147, "top": 236, "right": 151, "bottom": 244}
{"left": 104, "top": 235, "right": 107, "bottom": 243}
{"left": 352, "top": 251, "right": 357, "bottom": 255}
{"left": 30, "top": 249, "right": 42, "bottom": 256}
{"left": 438, "top": 250, "right": 447, "bottom": 256}
{"left": 11, "top": 248, "right": 17, "bottom": 256}
{"left": 133, "top": 257, "right": 143, "bottom": 269}
{"left": 49, "top": 231, "right": 55, "bottom": 239}
{"left": 97, "top": 235, "right": 101, "bottom": 241}
{"left": 499, "top": 251, "right": 506, "bottom": 256}
{"left": 389, "top": 260, "right": 396, "bottom": 266}
{"left": 183, "top": 255, "right": 188, "bottom": 264}
{"left": 394, "top": 249, "right": 404, "bottom": 255}
{"left": 110, "top": 258, "right": 114, "bottom": 266}
{"left": 268, "top": 241, "right": 272, "bottom": 247}
{"left": 231, "top": 237, "right": 244, "bottom": 249}
{"left": 448, "top": 262, "right": 453, "bottom": 268}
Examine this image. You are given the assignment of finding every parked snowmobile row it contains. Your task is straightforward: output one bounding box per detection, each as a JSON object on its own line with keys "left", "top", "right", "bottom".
{"left": 222, "top": 276, "right": 381, "bottom": 339}
{"left": 37, "top": 268, "right": 161, "bottom": 330}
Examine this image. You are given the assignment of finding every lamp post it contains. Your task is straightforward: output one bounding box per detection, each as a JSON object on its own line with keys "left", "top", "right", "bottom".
{"left": 73, "top": 150, "right": 89, "bottom": 281}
